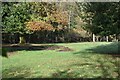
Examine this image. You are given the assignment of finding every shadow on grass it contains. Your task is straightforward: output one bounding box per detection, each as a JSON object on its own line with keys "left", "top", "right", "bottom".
{"left": 1, "top": 44, "right": 73, "bottom": 58}
{"left": 50, "top": 69, "right": 100, "bottom": 78}
{"left": 74, "top": 42, "right": 120, "bottom": 57}
{"left": 2, "top": 44, "right": 56, "bottom": 51}
{"left": 51, "top": 69, "right": 79, "bottom": 78}
{"left": 2, "top": 66, "right": 32, "bottom": 79}
{"left": 1, "top": 44, "right": 57, "bottom": 58}
{"left": 71, "top": 42, "right": 120, "bottom": 78}
{"left": 96, "top": 57, "right": 120, "bottom": 78}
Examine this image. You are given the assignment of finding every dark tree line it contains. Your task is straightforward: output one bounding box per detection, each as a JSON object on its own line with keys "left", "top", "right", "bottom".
{"left": 2, "top": 2, "right": 120, "bottom": 44}
{"left": 76, "top": 2, "right": 120, "bottom": 42}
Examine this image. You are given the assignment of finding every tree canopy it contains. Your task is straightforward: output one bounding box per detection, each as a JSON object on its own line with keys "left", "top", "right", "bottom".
{"left": 76, "top": 2, "right": 120, "bottom": 36}
{"left": 2, "top": 2, "right": 119, "bottom": 43}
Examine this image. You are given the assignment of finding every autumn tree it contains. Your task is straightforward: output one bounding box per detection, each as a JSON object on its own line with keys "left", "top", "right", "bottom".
{"left": 2, "top": 2, "right": 57, "bottom": 43}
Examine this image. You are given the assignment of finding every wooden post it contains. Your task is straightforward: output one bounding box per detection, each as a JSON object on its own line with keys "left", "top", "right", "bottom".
{"left": 68, "top": 10, "right": 71, "bottom": 29}
{"left": 93, "top": 34, "right": 95, "bottom": 42}
{"left": 19, "top": 35, "right": 26, "bottom": 44}
{"left": 106, "top": 36, "right": 109, "bottom": 42}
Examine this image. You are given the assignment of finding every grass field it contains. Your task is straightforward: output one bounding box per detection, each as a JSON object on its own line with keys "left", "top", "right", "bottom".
{"left": 1, "top": 42, "right": 120, "bottom": 78}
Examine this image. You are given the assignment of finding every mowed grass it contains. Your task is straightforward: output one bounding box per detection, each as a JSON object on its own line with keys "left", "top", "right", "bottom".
{"left": 1, "top": 42, "right": 120, "bottom": 78}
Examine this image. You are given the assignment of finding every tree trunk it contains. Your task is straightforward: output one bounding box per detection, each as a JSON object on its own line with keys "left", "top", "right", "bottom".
{"left": 19, "top": 36, "right": 26, "bottom": 44}
{"left": 28, "top": 34, "right": 30, "bottom": 43}
{"left": 62, "top": 35, "right": 65, "bottom": 42}
{"left": 115, "top": 34, "right": 118, "bottom": 42}
{"left": 12, "top": 33, "right": 15, "bottom": 44}
{"left": 96, "top": 36, "right": 99, "bottom": 42}
{"left": 45, "top": 31, "right": 49, "bottom": 43}
{"left": 55, "top": 36, "right": 58, "bottom": 42}
{"left": 117, "top": 34, "right": 120, "bottom": 41}
{"left": 106, "top": 36, "right": 109, "bottom": 42}
{"left": 93, "top": 34, "right": 95, "bottom": 42}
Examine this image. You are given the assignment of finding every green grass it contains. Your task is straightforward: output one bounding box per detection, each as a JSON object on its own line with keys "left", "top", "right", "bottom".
{"left": 1, "top": 42, "right": 120, "bottom": 78}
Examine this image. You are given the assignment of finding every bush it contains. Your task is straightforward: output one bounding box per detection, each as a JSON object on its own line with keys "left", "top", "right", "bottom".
{"left": 64, "top": 29, "right": 82, "bottom": 42}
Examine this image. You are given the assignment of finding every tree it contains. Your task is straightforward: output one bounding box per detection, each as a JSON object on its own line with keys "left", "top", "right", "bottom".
{"left": 25, "top": 21, "right": 54, "bottom": 31}
{"left": 76, "top": 2, "right": 120, "bottom": 41}
{"left": 2, "top": 2, "right": 57, "bottom": 44}
{"left": 2, "top": 2, "right": 32, "bottom": 44}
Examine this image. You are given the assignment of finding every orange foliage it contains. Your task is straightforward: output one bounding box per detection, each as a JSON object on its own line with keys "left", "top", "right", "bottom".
{"left": 51, "top": 11, "right": 69, "bottom": 26}
{"left": 25, "top": 21, "right": 54, "bottom": 31}
{"left": 25, "top": 11, "right": 69, "bottom": 31}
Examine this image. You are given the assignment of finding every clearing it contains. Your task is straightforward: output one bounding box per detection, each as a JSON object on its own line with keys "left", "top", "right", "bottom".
{"left": 1, "top": 42, "right": 120, "bottom": 78}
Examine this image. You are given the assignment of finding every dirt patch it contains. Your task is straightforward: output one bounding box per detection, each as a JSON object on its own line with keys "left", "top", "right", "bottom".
{"left": 46, "top": 46, "right": 62, "bottom": 50}
{"left": 57, "top": 47, "right": 74, "bottom": 52}
{"left": 46, "top": 46, "right": 74, "bottom": 52}
{"left": 7, "top": 52, "right": 18, "bottom": 57}
{"left": 107, "top": 54, "right": 120, "bottom": 58}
